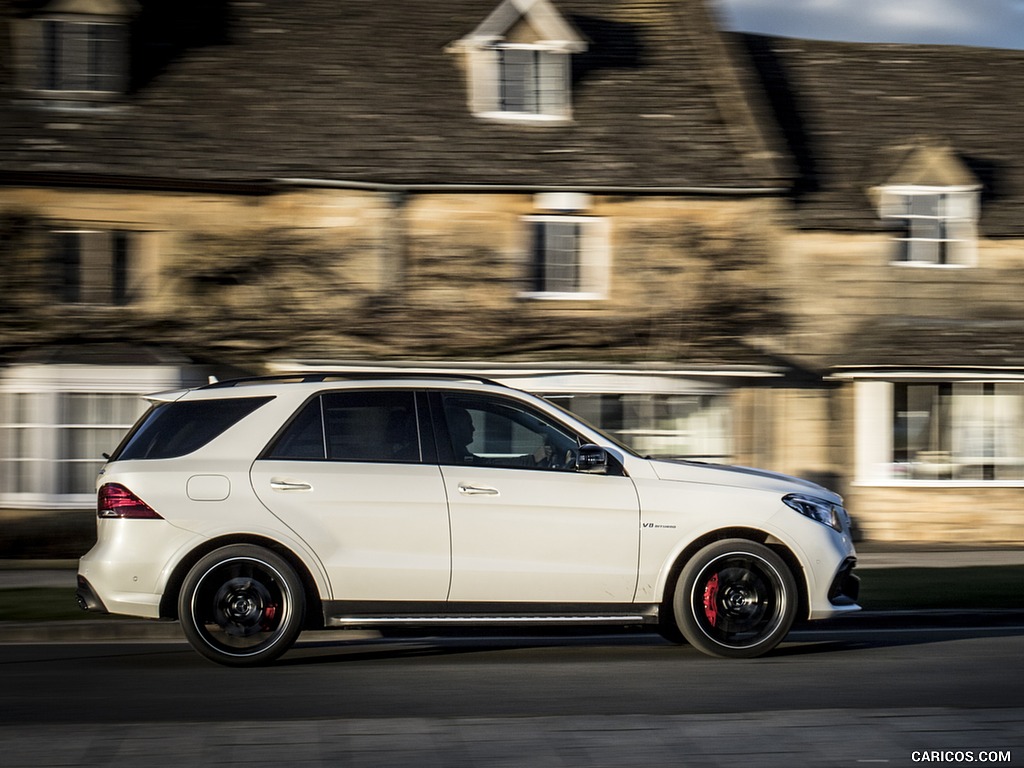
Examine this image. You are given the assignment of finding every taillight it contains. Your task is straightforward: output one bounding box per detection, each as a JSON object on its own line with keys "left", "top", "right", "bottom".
{"left": 97, "top": 483, "right": 163, "bottom": 519}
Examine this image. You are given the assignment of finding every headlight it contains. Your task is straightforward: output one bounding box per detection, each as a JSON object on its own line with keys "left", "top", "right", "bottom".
{"left": 783, "top": 493, "right": 844, "bottom": 531}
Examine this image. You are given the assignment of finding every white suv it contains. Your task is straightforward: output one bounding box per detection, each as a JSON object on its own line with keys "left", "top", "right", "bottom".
{"left": 77, "top": 374, "right": 859, "bottom": 665}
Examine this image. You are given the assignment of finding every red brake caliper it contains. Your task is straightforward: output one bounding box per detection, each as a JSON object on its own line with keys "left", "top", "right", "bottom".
{"left": 261, "top": 604, "right": 278, "bottom": 630}
{"left": 702, "top": 573, "right": 720, "bottom": 627}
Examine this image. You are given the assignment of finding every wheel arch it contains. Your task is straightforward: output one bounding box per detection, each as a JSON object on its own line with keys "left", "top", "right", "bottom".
{"left": 659, "top": 527, "right": 810, "bottom": 626}
{"left": 159, "top": 534, "right": 325, "bottom": 629}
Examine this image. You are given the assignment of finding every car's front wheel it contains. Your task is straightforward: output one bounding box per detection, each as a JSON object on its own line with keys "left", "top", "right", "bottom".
{"left": 179, "top": 544, "right": 305, "bottom": 667}
{"left": 672, "top": 539, "right": 797, "bottom": 658}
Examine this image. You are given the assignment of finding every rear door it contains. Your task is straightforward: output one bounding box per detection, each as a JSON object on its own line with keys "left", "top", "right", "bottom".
{"left": 251, "top": 389, "right": 451, "bottom": 600}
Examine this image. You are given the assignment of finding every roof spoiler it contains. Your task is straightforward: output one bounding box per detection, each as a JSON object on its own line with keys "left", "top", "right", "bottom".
{"left": 143, "top": 388, "right": 192, "bottom": 403}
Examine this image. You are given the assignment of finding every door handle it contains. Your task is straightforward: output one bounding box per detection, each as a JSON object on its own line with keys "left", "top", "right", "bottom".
{"left": 458, "top": 483, "right": 499, "bottom": 496}
{"left": 270, "top": 479, "right": 313, "bottom": 492}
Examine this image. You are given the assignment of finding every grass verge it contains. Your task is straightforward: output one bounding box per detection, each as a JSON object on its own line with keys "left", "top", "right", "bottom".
{"left": 857, "top": 565, "right": 1024, "bottom": 611}
{"left": 0, "top": 587, "right": 101, "bottom": 622}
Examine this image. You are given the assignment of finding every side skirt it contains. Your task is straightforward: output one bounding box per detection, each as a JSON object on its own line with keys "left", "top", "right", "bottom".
{"left": 322, "top": 601, "right": 660, "bottom": 629}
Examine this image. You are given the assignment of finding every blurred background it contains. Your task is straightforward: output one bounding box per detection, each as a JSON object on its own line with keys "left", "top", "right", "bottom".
{"left": 2, "top": 0, "right": 1024, "bottom": 557}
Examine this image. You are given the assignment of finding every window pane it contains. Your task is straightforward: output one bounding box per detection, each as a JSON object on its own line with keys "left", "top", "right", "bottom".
{"left": 265, "top": 398, "right": 325, "bottom": 459}
{"left": 993, "top": 384, "right": 1024, "bottom": 480}
{"left": 60, "top": 459, "right": 105, "bottom": 495}
{"left": 65, "top": 426, "right": 127, "bottom": 462}
{"left": 537, "top": 51, "right": 567, "bottom": 113}
{"left": 7, "top": 393, "right": 49, "bottom": 425}
{"left": 59, "top": 22, "right": 91, "bottom": 91}
{"left": 113, "top": 231, "right": 131, "bottom": 304}
{"left": 41, "top": 21, "right": 123, "bottom": 93}
{"left": 7, "top": 459, "right": 49, "bottom": 494}
{"left": 51, "top": 229, "right": 137, "bottom": 305}
{"left": 882, "top": 190, "right": 977, "bottom": 266}
{"left": 910, "top": 194, "right": 940, "bottom": 218}
{"left": 63, "top": 393, "right": 144, "bottom": 426}
{"left": 500, "top": 48, "right": 535, "bottom": 112}
{"left": 497, "top": 47, "right": 567, "bottom": 116}
{"left": 321, "top": 391, "right": 419, "bottom": 462}
{"left": 893, "top": 382, "right": 1024, "bottom": 480}
{"left": 55, "top": 232, "right": 81, "bottom": 302}
{"left": 531, "top": 220, "right": 580, "bottom": 293}
{"left": 543, "top": 221, "right": 579, "bottom": 292}
{"left": 553, "top": 392, "right": 731, "bottom": 460}
{"left": 80, "top": 231, "right": 113, "bottom": 303}
{"left": 909, "top": 216, "right": 942, "bottom": 242}
{"left": 115, "top": 397, "right": 272, "bottom": 460}
{"left": 89, "top": 23, "right": 123, "bottom": 91}
{"left": 443, "top": 395, "right": 578, "bottom": 470}
{"left": 42, "top": 21, "right": 59, "bottom": 89}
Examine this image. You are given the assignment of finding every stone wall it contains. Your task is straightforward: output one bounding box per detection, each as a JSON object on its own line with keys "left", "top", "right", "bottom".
{"left": 848, "top": 484, "right": 1024, "bottom": 545}
{"left": 0, "top": 187, "right": 788, "bottom": 366}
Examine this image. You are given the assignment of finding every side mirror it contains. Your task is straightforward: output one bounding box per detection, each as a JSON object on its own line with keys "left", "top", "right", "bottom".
{"left": 576, "top": 444, "right": 608, "bottom": 474}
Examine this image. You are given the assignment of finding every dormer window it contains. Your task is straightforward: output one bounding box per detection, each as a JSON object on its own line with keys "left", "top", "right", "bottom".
{"left": 41, "top": 19, "right": 127, "bottom": 94}
{"left": 874, "top": 144, "right": 981, "bottom": 267}
{"left": 12, "top": 0, "right": 137, "bottom": 106}
{"left": 451, "top": 0, "right": 587, "bottom": 122}
{"left": 878, "top": 186, "right": 979, "bottom": 267}
{"left": 496, "top": 45, "right": 569, "bottom": 116}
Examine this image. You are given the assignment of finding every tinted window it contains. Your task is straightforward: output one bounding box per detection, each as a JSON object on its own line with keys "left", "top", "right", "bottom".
{"left": 113, "top": 397, "right": 272, "bottom": 460}
{"left": 265, "top": 391, "right": 420, "bottom": 463}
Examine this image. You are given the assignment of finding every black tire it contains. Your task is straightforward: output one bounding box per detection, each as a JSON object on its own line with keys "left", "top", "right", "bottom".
{"left": 672, "top": 539, "right": 797, "bottom": 659}
{"left": 179, "top": 544, "right": 305, "bottom": 667}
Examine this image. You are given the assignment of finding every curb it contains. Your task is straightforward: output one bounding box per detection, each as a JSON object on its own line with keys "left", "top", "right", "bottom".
{"left": 806, "top": 608, "right": 1024, "bottom": 632}
{"left": 0, "top": 619, "right": 382, "bottom": 644}
{"left": 0, "top": 619, "right": 187, "bottom": 643}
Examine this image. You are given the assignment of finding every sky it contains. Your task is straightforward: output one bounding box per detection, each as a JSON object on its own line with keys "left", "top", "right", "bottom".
{"left": 714, "top": 0, "right": 1024, "bottom": 50}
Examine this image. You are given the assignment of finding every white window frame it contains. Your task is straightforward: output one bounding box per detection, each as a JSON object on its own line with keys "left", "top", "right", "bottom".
{"left": 853, "top": 378, "right": 1024, "bottom": 487}
{"left": 878, "top": 185, "right": 979, "bottom": 268}
{"left": 520, "top": 215, "right": 610, "bottom": 300}
{"left": 0, "top": 365, "right": 206, "bottom": 509}
{"left": 468, "top": 43, "right": 572, "bottom": 122}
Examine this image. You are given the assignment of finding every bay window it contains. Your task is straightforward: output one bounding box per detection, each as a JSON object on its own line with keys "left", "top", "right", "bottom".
{"left": 856, "top": 379, "right": 1024, "bottom": 483}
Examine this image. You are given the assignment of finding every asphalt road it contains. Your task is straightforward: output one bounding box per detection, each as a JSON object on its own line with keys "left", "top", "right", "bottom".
{"left": 2, "top": 624, "right": 1023, "bottom": 766}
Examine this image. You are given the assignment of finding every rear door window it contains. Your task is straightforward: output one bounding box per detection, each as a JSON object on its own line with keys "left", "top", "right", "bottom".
{"left": 112, "top": 397, "right": 273, "bottom": 460}
{"left": 264, "top": 390, "right": 421, "bottom": 463}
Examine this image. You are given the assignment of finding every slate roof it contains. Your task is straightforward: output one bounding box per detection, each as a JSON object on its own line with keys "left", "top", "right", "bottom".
{"left": 0, "top": 0, "right": 787, "bottom": 191}
{"left": 734, "top": 34, "right": 1024, "bottom": 238}
{"left": 830, "top": 318, "right": 1024, "bottom": 372}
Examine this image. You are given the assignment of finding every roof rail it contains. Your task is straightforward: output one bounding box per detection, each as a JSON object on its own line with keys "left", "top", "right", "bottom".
{"left": 199, "top": 372, "right": 507, "bottom": 389}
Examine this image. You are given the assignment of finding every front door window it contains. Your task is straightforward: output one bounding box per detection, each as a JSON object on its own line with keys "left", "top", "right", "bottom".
{"left": 440, "top": 393, "right": 581, "bottom": 471}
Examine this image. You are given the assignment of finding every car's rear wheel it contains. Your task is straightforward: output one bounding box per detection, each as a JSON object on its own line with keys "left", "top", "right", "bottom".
{"left": 179, "top": 544, "right": 305, "bottom": 667}
{"left": 672, "top": 539, "right": 797, "bottom": 658}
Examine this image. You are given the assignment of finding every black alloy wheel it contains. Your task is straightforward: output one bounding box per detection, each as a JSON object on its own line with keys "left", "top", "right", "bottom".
{"left": 179, "top": 544, "right": 305, "bottom": 666}
{"left": 673, "top": 539, "right": 797, "bottom": 658}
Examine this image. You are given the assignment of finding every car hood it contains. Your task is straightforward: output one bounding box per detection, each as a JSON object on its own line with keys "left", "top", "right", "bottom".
{"left": 650, "top": 458, "right": 842, "bottom": 503}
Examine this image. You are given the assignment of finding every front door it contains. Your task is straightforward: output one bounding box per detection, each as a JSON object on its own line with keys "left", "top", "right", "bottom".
{"left": 436, "top": 392, "right": 640, "bottom": 603}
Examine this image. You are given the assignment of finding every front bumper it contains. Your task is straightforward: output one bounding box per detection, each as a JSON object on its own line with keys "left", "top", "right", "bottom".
{"left": 828, "top": 556, "right": 860, "bottom": 607}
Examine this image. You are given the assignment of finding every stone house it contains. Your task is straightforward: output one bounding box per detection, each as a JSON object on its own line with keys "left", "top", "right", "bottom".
{"left": 1, "top": 0, "right": 1023, "bottom": 549}
{"left": 736, "top": 35, "right": 1024, "bottom": 543}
